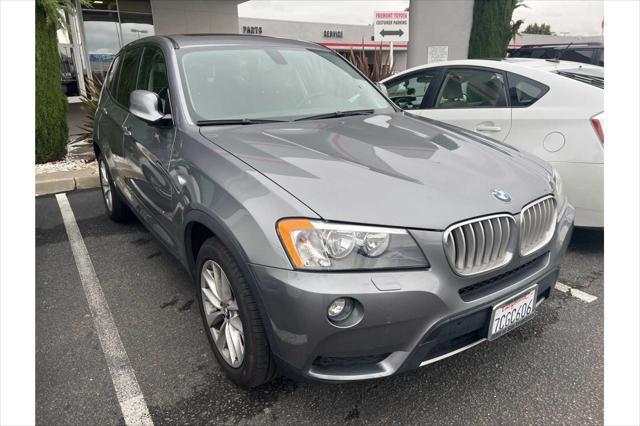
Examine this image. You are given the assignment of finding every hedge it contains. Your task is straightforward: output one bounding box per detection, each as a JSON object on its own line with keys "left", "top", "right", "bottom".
{"left": 35, "top": 2, "right": 68, "bottom": 163}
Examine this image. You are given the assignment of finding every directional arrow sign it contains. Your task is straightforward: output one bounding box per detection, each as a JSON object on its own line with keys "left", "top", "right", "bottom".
{"left": 379, "top": 29, "right": 404, "bottom": 38}
{"left": 374, "top": 11, "right": 409, "bottom": 42}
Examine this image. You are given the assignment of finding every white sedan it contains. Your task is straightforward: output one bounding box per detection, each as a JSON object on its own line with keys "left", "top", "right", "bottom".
{"left": 381, "top": 58, "right": 604, "bottom": 228}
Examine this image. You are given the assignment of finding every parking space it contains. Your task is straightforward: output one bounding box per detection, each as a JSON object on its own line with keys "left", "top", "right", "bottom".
{"left": 36, "top": 189, "right": 603, "bottom": 425}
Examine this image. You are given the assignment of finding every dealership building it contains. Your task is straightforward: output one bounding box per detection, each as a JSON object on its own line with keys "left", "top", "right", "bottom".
{"left": 58, "top": 0, "right": 600, "bottom": 99}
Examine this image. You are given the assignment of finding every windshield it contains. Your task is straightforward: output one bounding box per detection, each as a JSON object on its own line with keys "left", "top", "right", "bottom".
{"left": 179, "top": 47, "right": 393, "bottom": 122}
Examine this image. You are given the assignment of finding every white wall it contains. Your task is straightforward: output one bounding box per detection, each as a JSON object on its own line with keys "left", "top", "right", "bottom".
{"left": 407, "top": 0, "right": 474, "bottom": 67}
{"left": 150, "top": 0, "right": 242, "bottom": 35}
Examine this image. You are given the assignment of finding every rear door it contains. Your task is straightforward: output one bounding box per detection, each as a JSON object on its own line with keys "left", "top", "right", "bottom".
{"left": 122, "top": 45, "right": 177, "bottom": 250}
{"left": 96, "top": 54, "right": 130, "bottom": 188}
{"left": 410, "top": 67, "right": 512, "bottom": 142}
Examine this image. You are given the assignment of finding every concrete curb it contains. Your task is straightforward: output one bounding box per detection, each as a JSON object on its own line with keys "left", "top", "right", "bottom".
{"left": 36, "top": 164, "right": 100, "bottom": 196}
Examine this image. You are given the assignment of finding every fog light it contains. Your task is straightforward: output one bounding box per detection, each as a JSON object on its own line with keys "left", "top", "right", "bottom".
{"left": 327, "top": 297, "right": 354, "bottom": 322}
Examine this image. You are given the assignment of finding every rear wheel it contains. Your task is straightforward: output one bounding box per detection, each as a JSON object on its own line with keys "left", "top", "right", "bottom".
{"left": 98, "top": 153, "right": 129, "bottom": 222}
{"left": 196, "top": 237, "right": 277, "bottom": 388}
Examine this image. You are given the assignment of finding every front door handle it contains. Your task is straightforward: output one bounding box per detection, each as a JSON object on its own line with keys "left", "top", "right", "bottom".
{"left": 122, "top": 125, "right": 132, "bottom": 136}
{"left": 102, "top": 107, "right": 108, "bottom": 115}
{"left": 475, "top": 124, "right": 502, "bottom": 133}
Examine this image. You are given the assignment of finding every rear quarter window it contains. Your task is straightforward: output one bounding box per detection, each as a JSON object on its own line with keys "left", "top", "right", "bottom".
{"left": 507, "top": 72, "right": 549, "bottom": 107}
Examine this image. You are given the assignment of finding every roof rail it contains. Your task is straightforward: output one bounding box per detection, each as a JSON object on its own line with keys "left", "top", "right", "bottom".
{"left": 164, "top": 36, "right": 180, "bottom": 49}
{"left": 518, "top": 42, "right": 602, "bottom": 48}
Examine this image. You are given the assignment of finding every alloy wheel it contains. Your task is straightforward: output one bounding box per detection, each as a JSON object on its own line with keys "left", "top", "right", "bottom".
{"left": 200, "top": 259, "right": 245, "bottom": 368}
{"left": 99, "top": 160, "right": 113, "bottom": 213}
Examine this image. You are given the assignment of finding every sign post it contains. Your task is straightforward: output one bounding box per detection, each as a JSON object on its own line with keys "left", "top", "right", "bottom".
{"left": 374, "top": 11, "right": 409, "bottom": 70}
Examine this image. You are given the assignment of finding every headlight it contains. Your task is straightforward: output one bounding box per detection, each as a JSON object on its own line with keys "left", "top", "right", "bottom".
{"left": 552, "top": 169, "right": 565, "bottom": 202}
{"left": 276, "top": 219, "right": 429, "bottom": 270}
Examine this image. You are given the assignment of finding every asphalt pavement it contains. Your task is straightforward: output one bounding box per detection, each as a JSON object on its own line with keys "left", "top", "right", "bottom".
{"left": 36, "top": 189, "right": 603, "bottom": 425}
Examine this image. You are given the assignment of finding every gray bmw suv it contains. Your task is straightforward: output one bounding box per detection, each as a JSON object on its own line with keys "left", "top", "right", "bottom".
{"left": 94, "top": 34, "right": 574, "bottom": 388}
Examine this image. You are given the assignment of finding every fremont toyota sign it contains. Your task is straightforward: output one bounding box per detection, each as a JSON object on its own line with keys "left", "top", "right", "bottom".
{"left": 373, "top": 11, "right": 409, "bottom": 42}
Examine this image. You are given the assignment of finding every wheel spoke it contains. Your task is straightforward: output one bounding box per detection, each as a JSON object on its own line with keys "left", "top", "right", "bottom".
{"left": 202, "top": 287, "right": 222, "bottom": 310}
{"left": 214, "top": 322, "right": 226, "bottom": 354}
{"left": 228, "top": 324, "right": 244, "bottom": 364}
{"left": 218, "top": 270, "right": 233, "bottom": 303}
{"left": 225, "top": 322, "right": 237, "bottom": 363}
{"left": 229, "top": 315, "right": 243, "bottom": 335}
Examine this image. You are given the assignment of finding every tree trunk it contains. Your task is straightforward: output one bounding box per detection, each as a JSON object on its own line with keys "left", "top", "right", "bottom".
{"left": 467, "top": 0, "right": 516, "bottom": 59}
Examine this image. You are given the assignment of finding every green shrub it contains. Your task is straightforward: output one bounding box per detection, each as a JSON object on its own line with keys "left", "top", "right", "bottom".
{"left": 35, "top": 1, "right": 68, "bottom": 163}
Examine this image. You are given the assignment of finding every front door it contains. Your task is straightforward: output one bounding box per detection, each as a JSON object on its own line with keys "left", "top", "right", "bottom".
{"left": 410, "top": 67, "right": 512, "bottom": 142}
{"left": 122, "top": 46, "right": 177, "bottom": 250}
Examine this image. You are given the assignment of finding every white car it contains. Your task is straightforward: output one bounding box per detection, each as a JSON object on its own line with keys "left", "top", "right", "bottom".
{"left": 381, "top": 58, "right": 604, "bottom": 228}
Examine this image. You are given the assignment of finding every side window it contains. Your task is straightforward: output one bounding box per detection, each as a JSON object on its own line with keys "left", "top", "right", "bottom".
{"left": 384, "top": 70, "right": 438, "bottom": 110}
{"left": 507, "top": 72, "right": 549, "bottom": 107}
{"left": 136, "top": 47, "right": 171, "bottom": 114}
{"left": 559, "top": 48, "right": 594, "bottom": 64}
{"left": 435, "top": 69, "right": 507, "bottom": 109}
{"left": 115, "top": 48, "right": 140, "bottom": 108}
{"left": 106, "top": 55, "right": 121, "bottom": 95}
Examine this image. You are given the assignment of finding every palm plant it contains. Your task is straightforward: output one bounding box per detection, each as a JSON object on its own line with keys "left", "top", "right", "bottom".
{"left": 347, "top": 42, "right": 395, "bottom": 82}
{"left": 72, "top": 77, "right": 103, "bottom": 144}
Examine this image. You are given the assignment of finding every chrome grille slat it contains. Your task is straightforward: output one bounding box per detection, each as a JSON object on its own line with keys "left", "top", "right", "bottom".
{"left": 443, "top": 214, "right": 515, "bottom": 276}
{"left": 519, "top": 196, "right": 557, "bottom": 256}
{"left": 473, "top": 222, "right": 485, "bottom": 267}
{"left": 482, "top": 220, "right": 493, "bottom": 264}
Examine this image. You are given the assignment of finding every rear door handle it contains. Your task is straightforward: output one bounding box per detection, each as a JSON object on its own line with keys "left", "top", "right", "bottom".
{"left": 475, "top": 124, "right": 502, "bottom": 133}
{"left": 121, "top": 125, "right": 132, "bottom": 136}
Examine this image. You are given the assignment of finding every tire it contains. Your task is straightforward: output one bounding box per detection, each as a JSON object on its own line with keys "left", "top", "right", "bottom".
{"left": 196, "top": 237, "right": 277, "bottom": 388}
{"left": 98, "top": 153, "right": 130, "bottom": 222}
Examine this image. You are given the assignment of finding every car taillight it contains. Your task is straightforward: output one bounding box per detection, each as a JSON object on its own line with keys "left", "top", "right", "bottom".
{"left": 591, "top": 113, "right": 604, "bottom": 145}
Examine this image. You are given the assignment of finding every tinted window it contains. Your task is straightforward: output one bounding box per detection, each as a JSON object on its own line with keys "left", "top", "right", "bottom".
{"left": 507, "top": 72, "right": 549, "bottom": 107}
{"left": 106, "top": 54, "right": 121, "bottom": 95}
{"left": 559, "top": 48, "right": 595, "bottom": 64}
{"left": 435, "top": 69, "right": 507, "bottom": 109}
{"left": 136, "top": 47, "right": 170, "bottom": 113}
{"left": 115, "top": 48, "right": 140, "bottom": 107}
{"left": 385, "top": 70, "right": 438, "bottom": 110}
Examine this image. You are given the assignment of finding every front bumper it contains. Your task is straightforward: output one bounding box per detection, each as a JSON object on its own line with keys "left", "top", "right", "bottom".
{"left": 250, "top": 203, "right": 575, "bottom": 383}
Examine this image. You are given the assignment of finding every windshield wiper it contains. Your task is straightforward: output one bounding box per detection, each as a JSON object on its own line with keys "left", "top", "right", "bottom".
{"left": 196, "top": 118, "right": 288, "bottom": 126}
{"left": 293, "top": 109, "right": 375, "bottom": 122}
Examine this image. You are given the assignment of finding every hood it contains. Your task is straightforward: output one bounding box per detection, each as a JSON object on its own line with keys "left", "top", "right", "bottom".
{"left": 200, "top": 113, "right": 553, "bottom": 230}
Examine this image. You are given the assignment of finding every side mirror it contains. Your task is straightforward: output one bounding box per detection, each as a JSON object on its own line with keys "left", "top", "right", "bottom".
{"left": 377, "top": 82, "right": 389, "bottom": 96}
{"left": 129, "top": 90, "right": 170, "bottom": 123}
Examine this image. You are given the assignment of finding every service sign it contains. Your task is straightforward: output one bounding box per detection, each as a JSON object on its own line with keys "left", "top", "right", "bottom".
{"left": 374, "top": 11, "right": 409, "bottom": 42}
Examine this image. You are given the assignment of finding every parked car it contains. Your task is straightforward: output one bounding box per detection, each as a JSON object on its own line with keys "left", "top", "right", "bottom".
{"left": 95, "top": 35, "right": 574, "bottom": 388}
{"left": 508, "top": 42, "right": 604, "bottom": 66}
{"left": 381, "top": 58, "right": 603, "bottom": 228}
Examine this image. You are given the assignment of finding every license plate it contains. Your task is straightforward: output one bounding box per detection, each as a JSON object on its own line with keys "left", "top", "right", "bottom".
{"left": 488, "top": 285, "right": 537, "bottom": 340}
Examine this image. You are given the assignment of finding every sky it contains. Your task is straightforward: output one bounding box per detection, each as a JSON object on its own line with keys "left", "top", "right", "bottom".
{"left": 238, "top": 0, "right": 604, "bottom": 36}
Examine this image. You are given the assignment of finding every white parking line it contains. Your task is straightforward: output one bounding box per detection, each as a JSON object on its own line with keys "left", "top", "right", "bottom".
{"left": 56, "top": 193, "right": 154, "bottom": 426}
{"left": 555, "top": 281, "right": 598, "bottom": 303}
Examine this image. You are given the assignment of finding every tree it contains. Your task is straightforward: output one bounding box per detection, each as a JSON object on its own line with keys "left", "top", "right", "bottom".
{"left": 468, "top": 0, "right": 527, "bottom": 59}
{"left": 35, "top": 0, "right": 88, "bottom": 163}
{"left": 524, "top": 22, "right": 553, "bottom": 35}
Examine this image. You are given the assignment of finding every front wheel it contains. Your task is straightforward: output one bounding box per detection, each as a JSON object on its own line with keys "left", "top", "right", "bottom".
{"left": 196, "top": 237, "right": 277, "bottom": 388}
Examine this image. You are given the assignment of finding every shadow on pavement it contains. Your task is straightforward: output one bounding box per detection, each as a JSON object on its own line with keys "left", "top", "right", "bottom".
{"left": 568, "top": 228, "right": 603, "bottom": 254}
